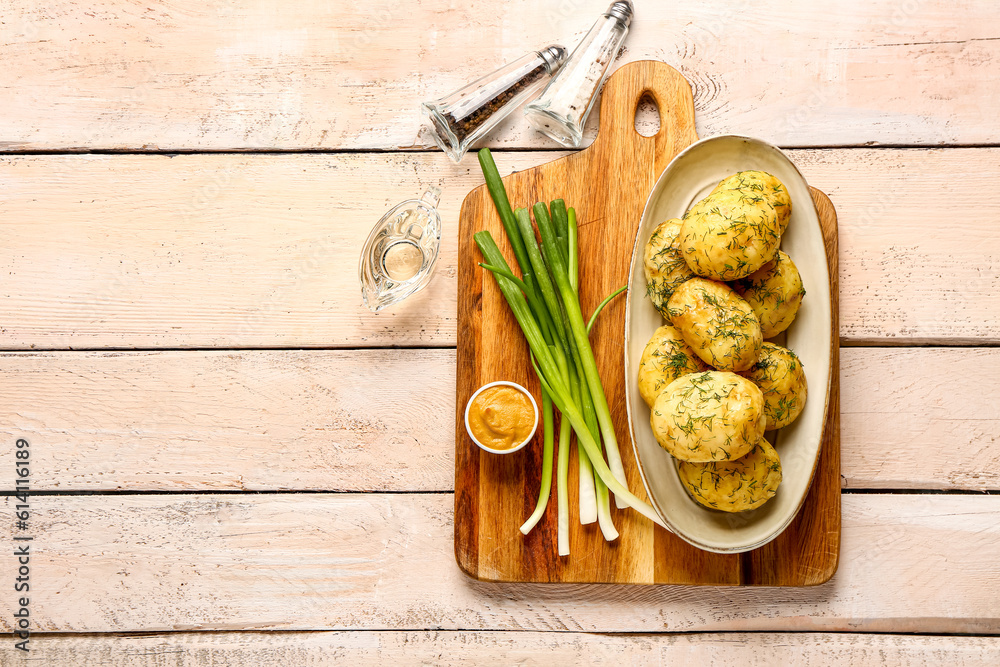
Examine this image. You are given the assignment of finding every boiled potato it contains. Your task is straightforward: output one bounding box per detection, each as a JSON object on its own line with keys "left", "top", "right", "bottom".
{"left": 741, "top": 342, "right": 807, "bottom": 429}
{"left": 650, "top": 371, "right": 765, "bottom": 462}
{"left": 644, "top": 219, "right": 696, "bottom": 317}
{"left": 678, "top": 438, "right": 782, "bottom": 512}
{"left": 711, "top": 170, "right": 792, "bottom": 234}
{"left": 667, "top": 278, "right": 763, "bottom": 372}
{"left": 637, "top": 324, "right": 710, "bottom": 407}
{"left": 680, "top": 189, "right": 782, "bottom": 280}
{"left": 732, "top": 250, "right": 805, "bottom": 338}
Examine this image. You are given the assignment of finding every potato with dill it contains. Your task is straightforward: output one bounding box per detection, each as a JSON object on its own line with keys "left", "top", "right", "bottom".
{"left": 677, "top": 438, "right": 782, "bottom": 512}
{"left": 741, "top": 342, "right": 807, "bottom": 429}
{"left": 680, "top": 187, "right": 782, "bottom": 281}
{"left": 732, "top": 250, "right": 805, "bottom": 338}
{"left": 667, "top": 277, "right": 763, "bottom": 372}
{"left": 637, "top": 324, "right": 709, "bottom": 407}
{"left": 644, "top": 219, "right": 696, "bottom": 317}
{"left": 650, "top": 371, "right": 765, "bottom": 462}
{"left": 711, "top": 170, "right": 792, "bottom": 234}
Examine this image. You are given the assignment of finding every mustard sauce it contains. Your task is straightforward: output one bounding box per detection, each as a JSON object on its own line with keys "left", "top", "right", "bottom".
{"left": 468, "top": 385, "right": 535, "bottom": 451}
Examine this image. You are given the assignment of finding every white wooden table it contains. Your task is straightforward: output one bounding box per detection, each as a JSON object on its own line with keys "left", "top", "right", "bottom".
{"left": 1, "top": 1, "right": 999, "bottom": 663}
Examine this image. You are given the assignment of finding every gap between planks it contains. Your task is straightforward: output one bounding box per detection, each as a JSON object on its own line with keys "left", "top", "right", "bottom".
{"left": 0, "top": 489, "right": 996, "bottom": 497}
{"left": 2, "top": 143, "right": 1000, "bottom": 156}
{"left": 2, "top": 631, "right": 998, "bottom": 666}
{"left": 4, "top": 341, "right": 1000, "bottom": 353}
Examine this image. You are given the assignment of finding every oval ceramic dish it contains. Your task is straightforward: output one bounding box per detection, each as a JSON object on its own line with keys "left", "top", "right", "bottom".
{"left": 623, "top": 135, "right": 833, "bottom": 553}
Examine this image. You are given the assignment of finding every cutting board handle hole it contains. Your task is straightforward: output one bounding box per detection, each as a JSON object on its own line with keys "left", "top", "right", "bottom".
{"left": 634, "top": 93, "right": 660, "bottom": 138}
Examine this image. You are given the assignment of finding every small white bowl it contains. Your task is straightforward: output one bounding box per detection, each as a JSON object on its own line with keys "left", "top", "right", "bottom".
{"left": 464, "top": 381, "right": 539, "bottom": 455}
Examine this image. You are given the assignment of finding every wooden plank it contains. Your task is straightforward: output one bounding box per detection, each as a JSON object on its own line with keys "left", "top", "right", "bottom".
{"left": 841, "top": 347, "right": 1000, "bottom": 490}
{"left": 1, "top": 1, "right": 998, "bottom": 150}
{"left": 1, "top": 147, "right": 998, "bottom": 348}
{"left": 793, "top": 148, "right": 1000, "bottom": 345}
{"left": 1, "top": 347, "right": 997, "bottom": 492}
{"left": 0, "top": 493, "right": 997, "bottom": 633}
{"left": 4, "top": 632, "right": 999, "bottom": 665}
{"left": 0, "top": 349, "right": 455, "bottom": 492}
{"left": 0, "top": 151, "right": 523, "bottom": 349}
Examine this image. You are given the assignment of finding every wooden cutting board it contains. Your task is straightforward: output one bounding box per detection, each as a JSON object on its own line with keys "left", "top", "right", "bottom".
{"left": 455, "top": 60, "right": 840, "bottom": 585}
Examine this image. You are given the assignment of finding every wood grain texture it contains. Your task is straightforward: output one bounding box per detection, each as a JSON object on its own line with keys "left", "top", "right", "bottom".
{"left": 5, "top": 632, "right": 999, "bottom": 666}
{"left": 1, "top": 493, "right": 997, "bottom": 633}
{"left": 1, "top": 1, "right": 998, "bottom": 150}
{"left": 0, "top": 151, "right": 477, "bottom": 349}
{"left": 0, "top": 347, "right": 997, "bottom": 493}
{"left": 1, "top": 147, "right": 998, "bottom": 348}
{"left": 841, "top": 347, "right": 1000, "bottom": 490}
{"left": 0, "top": 349, "right": 454, "bottom": 492}
{"left": 798, "top": 147, "right": 1000, "bottom": 345}
{"left": 456, "top": 61, "right": 838, "bottom": 585}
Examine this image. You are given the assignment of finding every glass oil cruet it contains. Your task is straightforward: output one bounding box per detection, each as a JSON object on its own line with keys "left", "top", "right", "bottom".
{"left": 359, "top": 186, "right": 442, "bottom": 312}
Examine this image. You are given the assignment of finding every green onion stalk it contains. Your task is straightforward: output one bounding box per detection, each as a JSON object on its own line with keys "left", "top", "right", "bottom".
{"left": 520, "top": 387, "right": 554, "bottom": 535}
{"left": 474, "top": 148, "right": 665, "bottom": 533}
{"left": 556, "top": 370, "right": 573, "bottom": 555}
{"left": 566, "top": 207, "right": 597, "bottom": 527}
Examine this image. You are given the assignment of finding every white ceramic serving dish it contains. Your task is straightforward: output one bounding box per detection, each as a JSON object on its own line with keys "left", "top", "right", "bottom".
{"left": 623, "top": 134, "right": 833, "bottom": 553}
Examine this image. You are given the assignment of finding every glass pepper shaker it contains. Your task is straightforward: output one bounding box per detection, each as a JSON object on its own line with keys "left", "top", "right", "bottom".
{"left": 359, "top": 186, "right": 442, "bottom": 312}
{"left": 421, "top": 45, "right": 567, "bottom": 162}
{"left": 524, "top": 1, "right": 634, "bottom": 148}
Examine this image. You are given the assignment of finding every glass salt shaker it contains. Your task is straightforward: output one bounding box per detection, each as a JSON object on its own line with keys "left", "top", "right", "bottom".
{"left": 359, "top": 186, "right": 442, "bottom": 312}
{"left": 421, "top": 45, "right": 567, "bottom": 162}
{"left": 523, "top": 1, "right": 634, "bottom": 148}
